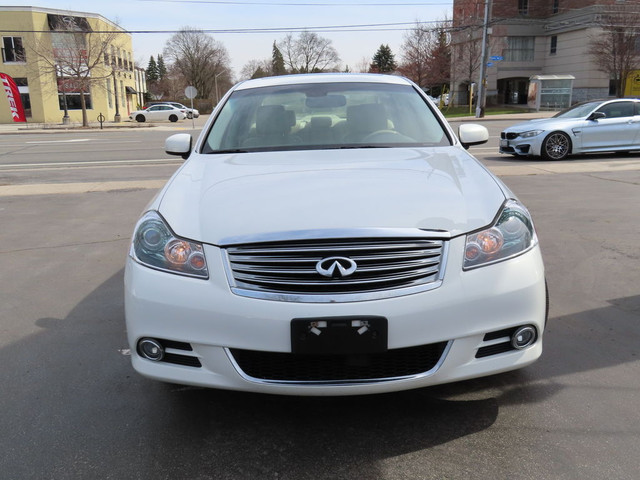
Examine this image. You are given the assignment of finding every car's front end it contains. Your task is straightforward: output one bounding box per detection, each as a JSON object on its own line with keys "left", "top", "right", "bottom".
{"left": 499, "top": 121, "right": 549, "bottom": 157}
{"left": 125, "top": 74, "right": 546, "bottom": 395}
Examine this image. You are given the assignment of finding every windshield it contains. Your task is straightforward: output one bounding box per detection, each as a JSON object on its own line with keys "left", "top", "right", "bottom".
{"left": 553, "top": 101, "right": 602, "bottom": 119}
{"left": 202, "top": 82, "right": 451, "bottom": 153}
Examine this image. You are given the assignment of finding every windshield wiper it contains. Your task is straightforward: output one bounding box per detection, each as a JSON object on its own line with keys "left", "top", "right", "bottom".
{"left": 336, "top": 145, "right": 392, "bottom": 149}
{"left": 207, "top": 148, "right": 249, "bottom": 154}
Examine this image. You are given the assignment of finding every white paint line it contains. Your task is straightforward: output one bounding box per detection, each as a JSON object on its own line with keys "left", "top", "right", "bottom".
{"left": 0, "top": 179, "right": 166, "bottom": 196}
{"left": 0, "top": 158, "right": 178, "bottom": 169}
{"left": 25, "top": 139, "right": 91, "bottom": 144}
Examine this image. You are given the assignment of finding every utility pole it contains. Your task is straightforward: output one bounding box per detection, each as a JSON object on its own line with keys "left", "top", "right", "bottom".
{"left": 475, "top": 0, "right": 491, "bottom": 118}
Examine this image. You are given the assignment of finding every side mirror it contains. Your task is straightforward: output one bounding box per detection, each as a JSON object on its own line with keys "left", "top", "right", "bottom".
{"left": 588, "top": 111, "right": 606, "bottom": 121}
{"left": 165, "top": 133, "right": 192, "bottom": 159}
{"left": 458, "top": 124, "right": 489, "bottom": 150}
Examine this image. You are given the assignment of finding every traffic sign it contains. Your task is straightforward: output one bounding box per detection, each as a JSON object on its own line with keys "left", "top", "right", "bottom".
{"left": 490, "top": 55, "right": 503, "bottom": 61}
{"left": 184, "top": 86, "right": 198, "bottom": 99}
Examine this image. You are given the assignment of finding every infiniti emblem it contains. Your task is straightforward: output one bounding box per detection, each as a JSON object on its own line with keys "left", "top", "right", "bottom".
{"left": 316, "top": 257, "right": 358, "bottom": 278}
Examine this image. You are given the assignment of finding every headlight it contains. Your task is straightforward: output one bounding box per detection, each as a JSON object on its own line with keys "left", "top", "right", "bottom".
{"left": 130, "top": 211, "right": 208, "bottom": 278}
{"left": 519, "top": 129, "right": 543, "bottom": 138}
{"left": 464, "top": 200, "right": 537, "bottom": 269}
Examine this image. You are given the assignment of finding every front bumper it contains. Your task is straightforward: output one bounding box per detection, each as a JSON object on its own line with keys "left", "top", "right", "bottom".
{"left": 499, "top": 136, "right": 542, "bottom": 157}
{"left": 124, "top": 237, "right": 546, "bottom": 396}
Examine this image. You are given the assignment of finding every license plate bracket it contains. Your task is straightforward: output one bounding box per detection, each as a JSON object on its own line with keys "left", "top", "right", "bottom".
{"left": 291, "top": 316, "right": 388, "bottom": 355}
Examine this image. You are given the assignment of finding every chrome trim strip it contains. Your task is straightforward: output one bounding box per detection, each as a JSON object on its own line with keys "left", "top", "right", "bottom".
{"left": 225, "top": 340, "right": 452, "bottom": 387}
{"left": 219, "top": 228, "right": 451, "bottom": 246}
{"left": 229, "top": 279, "right": 444, "bottom": 303}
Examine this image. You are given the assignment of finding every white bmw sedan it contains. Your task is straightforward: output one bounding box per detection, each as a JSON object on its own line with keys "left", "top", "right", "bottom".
{"left": 125, "top": 74, "right": 547, "bottom": 396}
{"left": 500, "top": 98, "right": 640, "bottom": 160}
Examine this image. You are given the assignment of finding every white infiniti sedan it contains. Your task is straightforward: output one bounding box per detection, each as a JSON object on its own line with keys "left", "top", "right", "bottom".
{"left": 125, "top": 74, "right": 547, "bottom": 396}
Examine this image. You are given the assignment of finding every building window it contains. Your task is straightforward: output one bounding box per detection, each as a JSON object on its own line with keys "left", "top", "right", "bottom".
{"left": 2, "top": 36, "right": 26, "bottom": 63}
{"left": 518, "top": 0, "right": 529, "bottom": 15}
{"left": 550, "top": 36, "right": 558, "bottom": 55}
{"left": 58, "top": 78, "right": 92, "bottom": 110}
{"left": 13, "top": 77, "right": 31, "bottom": 117}
{"left": 504, "top": 37, "right": 535, "bottom": 62}
{"left": 552, "top": 0, "right": 559, "bottom": 14}
{"left": 609, "top": 78, "right": 618, "bottom": 96}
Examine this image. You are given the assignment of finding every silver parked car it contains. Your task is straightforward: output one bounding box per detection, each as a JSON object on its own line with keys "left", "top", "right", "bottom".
{"left": 500, "top": 98, "right": 640, "bottom": 160}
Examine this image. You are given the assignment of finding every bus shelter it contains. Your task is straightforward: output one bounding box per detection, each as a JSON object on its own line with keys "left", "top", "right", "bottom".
{"left": 527, "top": 75, "right": 574, "bottom": 111}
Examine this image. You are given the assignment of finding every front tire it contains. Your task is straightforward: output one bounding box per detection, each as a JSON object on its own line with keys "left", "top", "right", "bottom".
{"left": 542, "top": 131, "right": 571, "bottom": 160}
{"left": 135, "top": 114, "right": 145, "bottom": 123}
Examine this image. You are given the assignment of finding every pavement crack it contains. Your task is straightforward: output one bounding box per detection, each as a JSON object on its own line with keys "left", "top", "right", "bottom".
{"left": 0, "top": 237, "right": 129, "bottom": 255}
{"left": 585, "top": 173, "right": 640, "bottom": 186}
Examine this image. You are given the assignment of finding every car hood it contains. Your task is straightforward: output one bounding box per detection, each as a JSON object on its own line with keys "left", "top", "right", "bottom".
{"left": 503, "top": 116, "right": 584, "bottom": 132}
{"left": 157, "top": 148, "right": 507, "bottom": 245}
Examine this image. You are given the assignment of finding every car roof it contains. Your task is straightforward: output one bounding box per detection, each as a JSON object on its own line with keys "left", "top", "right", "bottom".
{"left": 234, "top": 73, "right": 413, "bottom": 91}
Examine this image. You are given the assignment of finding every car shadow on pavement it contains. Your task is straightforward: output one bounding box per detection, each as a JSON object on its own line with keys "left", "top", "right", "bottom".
{"left": 1, "top": 268, "right": 638, "bottom": 479}
{"left": 485, "top": 151, "right": 640, "bottom": 163}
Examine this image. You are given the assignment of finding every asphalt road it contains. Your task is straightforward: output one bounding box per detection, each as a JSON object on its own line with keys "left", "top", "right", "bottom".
{"left": 0, "top": 119, "right": 639, "bottom": 479}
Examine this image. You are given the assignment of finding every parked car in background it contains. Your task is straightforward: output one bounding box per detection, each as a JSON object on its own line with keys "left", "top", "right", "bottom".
{"left": 145, "top": 101, "right": 200, "bottom": 119}
{"left": 500, "top": 98, "right": 640, "bottom": 160}
{"left": 129, "top": 104, "right": 187, "bottom": 123}
{"left": 436, "top": 93, "right": 450, "bottom": 107}
{"left": 125, "top": 73, "right": 546, "bottom": 396}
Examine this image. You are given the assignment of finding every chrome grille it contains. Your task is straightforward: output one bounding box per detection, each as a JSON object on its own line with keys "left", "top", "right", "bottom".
{"left": 223, "top": 234, "right": 447, "bottom": 302}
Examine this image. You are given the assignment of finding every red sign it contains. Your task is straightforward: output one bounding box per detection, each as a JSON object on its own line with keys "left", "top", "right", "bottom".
{"left": 1, "top": 73, "right": 27, "bottom": 122}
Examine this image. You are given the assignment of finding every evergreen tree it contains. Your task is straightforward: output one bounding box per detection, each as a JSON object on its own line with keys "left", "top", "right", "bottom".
{"left": 251, "top": 66, "right": 268, "bottom": 79}
{"left": 146, "top": 55, "right": 159, "bottom": 82}
{"left": 370, "top": 44, "right": 397, "bottom": 73}
{"left": 157, "top": 54, "right": 167, "bottom": 80}
{"left": 272, "top": 41, "right": 286, "bottom": 75}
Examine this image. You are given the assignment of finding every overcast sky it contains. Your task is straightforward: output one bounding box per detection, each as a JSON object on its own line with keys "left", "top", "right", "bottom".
{"left": 9, "top": 0, "right": 453, "bottom": 78}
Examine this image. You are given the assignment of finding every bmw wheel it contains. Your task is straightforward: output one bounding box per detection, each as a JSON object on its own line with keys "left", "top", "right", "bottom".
{"left": 169, "top": 114, "right": 178, "bottom": 123}
{"left": 542, "top": 132, "right": 570, "bottom": 160}
{"left": 135, "top": 114, "right": 145, "bottom": 123}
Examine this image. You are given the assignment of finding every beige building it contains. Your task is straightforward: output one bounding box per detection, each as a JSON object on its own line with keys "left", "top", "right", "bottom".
{"left": 0, "top": 6, "right": 145, "bottom": 124}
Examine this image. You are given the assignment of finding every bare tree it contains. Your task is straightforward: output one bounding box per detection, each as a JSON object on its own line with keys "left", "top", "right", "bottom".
{"left": 354, "top": 56, "right": 371, "bottom": 73}
{"left": 239, "top": 59, "right": 272, "bottom": 81}
{"left": 449, "top": 23, "right": 483, "bottom": 105}
{"left": 398, "top": 20, "right": 451, "bottom": 94}
{"left": 29, "top": 20, "right": 123, "bottom": 126}
{"left": 590, "top": 5, "right": 640, "bottom": 98}
{"left": 164, "top": 28, "right": 231, "bottom": 100}
{"left": 278, "top": 31, "right": 340, "bottom": 73}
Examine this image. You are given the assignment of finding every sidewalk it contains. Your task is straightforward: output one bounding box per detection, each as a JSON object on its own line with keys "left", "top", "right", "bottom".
{"left": 446, "top": 110, "right": 558, "bottom": 122}
{"left": 0, "top": 111, "right": 557, "bottom": 134}
{"left": 0, "top": 119, "right": 158, "bottom": 134}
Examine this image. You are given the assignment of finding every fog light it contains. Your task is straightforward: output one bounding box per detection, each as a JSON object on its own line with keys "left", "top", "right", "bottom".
{"left": 138, "top": 338, "right": 165, "bottom": 361}
{"left": 511, "top": 326, "right": 537, "bottom": 350}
